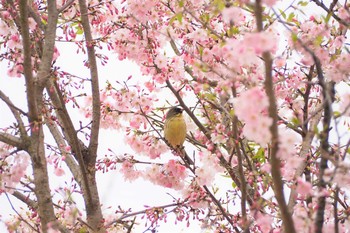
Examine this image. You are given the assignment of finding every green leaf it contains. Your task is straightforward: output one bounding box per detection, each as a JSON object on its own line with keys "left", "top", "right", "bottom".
{"left": 169, "top": 12, "right": 183, "bottom": 24}
{"left": 287, "top": 12, "right": 295, "bottom": 22}
{"left": 291, "top": 33, "right": 298, "bottom": 43}
{"left": 200, "top": 13, "right": 210, "bottom": 24}
{"left": 178, "top": 0, "right": 184, "bottom": 7}
{"left": 291, "top": 117, "right": 300, "bottom": 126}
{"left": 298, "top": 1, "right": 309, "bottom": 6}
{"left": 228, "top": 26, "right": 240, "bottom": 37}
{"left": 198, "top": 46, "right": 204, "bottom": 57}
{"left": 314, "top": 35, "right": 323, "bottom": 46}
{"left": 253, "top": 148, "right": 266, "bottom": 163}
{"left": 41, "top": 18, "right": 48, "bottom": 25}
{"left": 279, "top": 9, "right": 287, "bottom": 19}
{"left": 313, "top": 124, "right": 319, "bottom": 135}
{"left": 333, "top": 111, "right": 341, "bottom": 117}
{"left": 324, "top": 13, "right": 331, "bottom": 24}
{"left": 76, "top": 26, "right": 83, "bottom": 35}
{"left": 213, "top": 0, "right": 225, "bottom": 11}
{"left": 232, "top": 182, "right": 237, "bottom": 188}
{"left": 204, "top": 92, "right": 217, "bottom": 101}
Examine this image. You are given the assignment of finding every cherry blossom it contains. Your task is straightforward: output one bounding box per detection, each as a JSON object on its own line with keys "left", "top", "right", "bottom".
{"left": 232, "top": 87, "right": 272, "bottom": 145}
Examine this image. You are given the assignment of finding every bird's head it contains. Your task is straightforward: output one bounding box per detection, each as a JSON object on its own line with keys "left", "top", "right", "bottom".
{"left": 166, "top": 107, "right": 183, "bottom": 120}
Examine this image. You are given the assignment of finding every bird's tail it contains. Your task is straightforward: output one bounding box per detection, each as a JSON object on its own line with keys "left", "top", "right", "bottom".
{"left": 176, "top": 147, "right": 194, "bottom": 165}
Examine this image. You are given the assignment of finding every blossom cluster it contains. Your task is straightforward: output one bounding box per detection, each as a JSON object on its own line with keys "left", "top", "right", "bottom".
{"left": 0, "top": 144, "right": 30, "bottom": 194}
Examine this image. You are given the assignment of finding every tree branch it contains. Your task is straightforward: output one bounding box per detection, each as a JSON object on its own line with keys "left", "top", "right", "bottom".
{"left": 287, "top": 104, "right": 322, "bottom": 212}
{"left": 45, "top": 78, "right": 93, "bottom": 207}
{"left": 44, "top": 106, "right": 81, "bottom": 180}
{"left": 36, "top": 0, "right": 58, "bottom": 87}
{"left": 58, "top": 0, "right": 76, "bottom": 13}
{"left": 310, "top": 43, "right": 334, "bottom": 233}
{"left": 255, "top": 1, "right": 296, "bottom": 232}
{"left": 19, "top": 1, "right": 60, "bottom": 232}
{"left": 19, "top": 0, "right": 37, "bottom": 124}
{"left": 0, "top": 90, "right": 27, "bottom": 137}
{"left": 12, "top": 190, "right": 37, "bottom": 209}
{"left": 27, "top": 5, "right": 45, "bottom": 31}
{"left": 76, "top": 1, "right": 103, "bottom": 231}
{"left": 231, "top": 86, "right": 248, "bottom": 231}
{"left": 78, "top": 0, "right": 101, "bottom": 161}
{"left": 0, "top": 132, "right": 25, "bottom": 149}
{"left": 290, "top": 19, "right": 335, "bottom": 233}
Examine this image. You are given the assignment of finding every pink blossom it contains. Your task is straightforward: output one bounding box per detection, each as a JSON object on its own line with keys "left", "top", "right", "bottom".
{"left": 293, "top": 202, "right": 313, "bottom": 232}
{"left": 7, "top": 64, "right": 24, "bottom": 78}
{"left": 144, "top": 162, "right": 186, "bottom": 190}
{"left": 47, "top": 225, "right": 61, "bottom": 233}
{"left": 233, "top": 87, "right": 269, "bottom": 118}
{"left": 144, "top": 81, "right": 155, "bottom": 92}
{"left": 164, "top": 159, "right": 187, "bottom": 180}
{"left": 125, "top": 135, "right": 145, "bottom": 154}
{"left": 242, "top": 115, "right": 272, "bottom": 145}
{"left": 262, "top": 0, "right": 277, "bottom": 7}
{"left": 196, "top": 152, "right": 222, "bottom": 186}
{"left": 120, "top": 160, "right": 141, "bottom": 181}
{"left": 329, "top": 35, "right": 345, "bottom": 53}
{"left": 182, "top": 183, "right": 209, "bottom": 209}
{"left": 53, "top": 46, "right": 60, "bottom": 61}
{"left": 1, "top": 153, "right": 30, "bottom": 193}
{"left": 261, "top": 163, "right": 271, "bottom": 173}
{"left": 333, "top": 162, "right": 350, "bottom": 187}
{"left": 221, "top": 7, "right": 246, "bottom": 25}
{"left": 243, "top": 31, "right": 278, "bottom": 55}
{"left": 325, "top": 54, "right": 350, "bottom": 82}
{"left": 28, "top": 18, "right": 37, "bottom": 31}
{"left": 277, "top": 128, "right": 300, "bottom": 160}
{"left": 154, "top": 53, "right": 168, "bottom": 70}
{"left": 184, "top": 28, "right": 208, "bottom": 46}
{"left": 338, "top": 7, "right": 350, "bottom": 23}
{"left": 168, "top": 57, "right": 185, "bottom": 82}
{"left": 232, "top": 87, "right": 272, "bottom": 145}
{"left": 129, "top": 114, "right": 145, "bottom": 129}
{"left": 127, "top": 0, "right": 159, "bottom": 24}
{"left": 274, "top": 57, "right": 286, "bottom": 68}
{"left": 220, "top": 38, "right": 260, "bottom": 71}
{"left": 147, "top": 139, "right": 167, "bottom": 159}
{"left": 7, "top": 34, "right": 22, "bottom": 49}
{"left": 54, "top": 167, "right": 65, "bottom": 176}
{"left": 296, "top": 178, "right": 312, "bottom": 196}
{"left": 0, "top": 20, "right": 9, "bottom": 36}
{"left": 255, "top": 213, "right": 272, "bottom": 233}
{"left": 65, "top": 146, "right": 71, "bottom": 152}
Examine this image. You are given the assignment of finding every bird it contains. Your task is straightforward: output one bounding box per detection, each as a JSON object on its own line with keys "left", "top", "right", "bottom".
{"left": 164, "top": 107, "right": 194, "bottom": 165}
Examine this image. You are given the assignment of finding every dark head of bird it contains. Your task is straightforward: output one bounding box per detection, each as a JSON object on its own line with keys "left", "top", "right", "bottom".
{"left": 166, "top": 107, "right": 183, "bottom": 120}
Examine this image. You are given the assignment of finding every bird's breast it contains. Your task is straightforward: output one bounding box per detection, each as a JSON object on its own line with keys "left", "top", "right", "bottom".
{"left": 164, "top": 116, "right": 187, "bottom": 147}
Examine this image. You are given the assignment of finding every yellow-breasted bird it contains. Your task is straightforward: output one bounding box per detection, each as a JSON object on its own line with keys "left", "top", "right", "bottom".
{"left": 164, "top": 107, "right": 194, "bottom": 165}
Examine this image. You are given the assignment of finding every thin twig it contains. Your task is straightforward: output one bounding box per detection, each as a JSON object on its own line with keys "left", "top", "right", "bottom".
{"left": 312, "top": 0, "right": 349, "bottom": 27}
{"left": 58, "top": 0, "right": 76, "bottom": 13}
{"left": 106, "top": 202, "right": 184, "bottom": 228}
{"left": 5, "top": 193, "right": 38, "bottom": 232}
